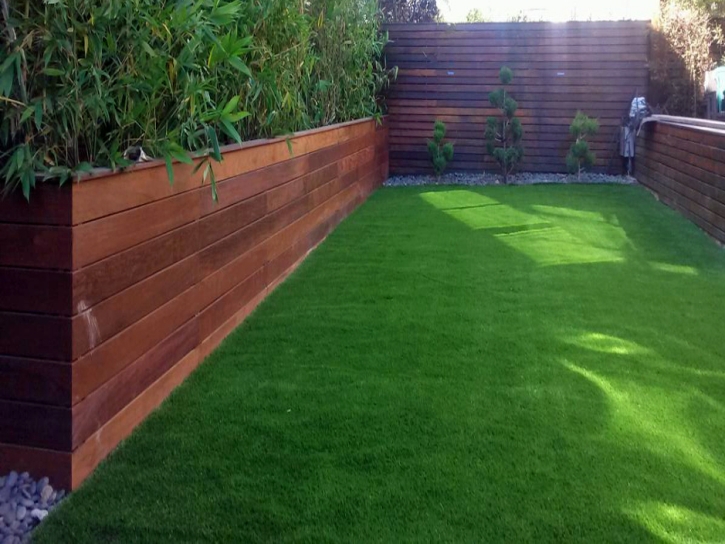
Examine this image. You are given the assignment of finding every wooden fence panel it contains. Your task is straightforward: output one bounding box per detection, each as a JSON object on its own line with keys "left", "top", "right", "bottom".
{"left": 384, "top": 21, "right": 650, "bottom": 175}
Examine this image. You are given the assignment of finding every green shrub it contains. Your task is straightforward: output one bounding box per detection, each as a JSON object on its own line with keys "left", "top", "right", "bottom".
{"left": 0, "top": 0, "right": 392, "bottom": 199}
{"left": 484, "top": 66, "right": 523, "bottom": 183}
{"left": 566, "top": 112, "right": 599, "bottom": 180}
{"left": 427, "top": 120, "right": 453, "bottom": 178}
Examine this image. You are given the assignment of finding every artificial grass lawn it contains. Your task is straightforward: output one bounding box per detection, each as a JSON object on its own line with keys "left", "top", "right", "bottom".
{"left": 37, "top": 185, "right": 725, "bottom": 543}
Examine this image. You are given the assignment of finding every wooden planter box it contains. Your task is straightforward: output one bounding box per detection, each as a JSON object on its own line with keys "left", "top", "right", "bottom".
{"left": 0, "top": 117, "right": 389, "bottom": 489}
{"left": 636, "top": 120, "right": 725, "bottom": 244}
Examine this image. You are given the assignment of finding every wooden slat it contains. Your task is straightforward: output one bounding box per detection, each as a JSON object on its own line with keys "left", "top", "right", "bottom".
{"left": 72, "top": 318, "right": 200, "bottom": 448}
{"left": 198, "top": 269, "right": 267, "bottom": 341}
{"left": 72, "top": 118, "right": 377, "bottom": 225}
{"left": 0, "top": 312, "right": 72, "bottom": 361}
{"left": 68, "top": 157, "right": 385, "bottom": 490}
{"left": 72, "top": 221, "right": 200, "bottom": 313}
{"left": 0, "top": 444, "right": 71, "bottom": 490}
{"left": 639, "top": 167, "right": 725, "bottom": 241}
{"left": 70, "top": 347, "right": 201, "bottom": 489}
{"left": 71, "top": 284, "right": 201, "bottom": 404}
{"left": 0, "top": 117, "right": 389, "bottom": 489}
{"left": 638, "top": 162, "right": 725, "bottom": 232}
{"left": 385, "top": 21, "right": 646, "bottom": 175}
{"left": 0, "top": 224, "right": 72, "bottom": 269}
{"left": 387, "top": 44, "right": 643, "bottom": 54}
{"left": 0, "top": 267, "right": 73, "bottom": 315}
{"left": 0, "top": 399, "right": 71, "bottom": 450}
{"left": 71, "top": 254, "right": 200, "bottom": 358}
{"left": 636, "top": 122, "right": 725, "bottom": 244}
{"left": 0, "top": 356, "right": 71, "bottom": 406}
{"left": 196, "top": 241, "right": 268, "bottom": 313}
{"left": 72, "top": 190, "right": 200, "bottom": 269}
{"left": 0, "top": 184, "right": 72, "bottom": 226}
{"left": 198, "top": 194, "right": 267, "bottom": 248}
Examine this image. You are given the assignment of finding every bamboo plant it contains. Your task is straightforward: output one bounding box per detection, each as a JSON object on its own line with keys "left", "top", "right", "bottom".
{"left": 0, "top": 0, "right": 392, "bottom": 199}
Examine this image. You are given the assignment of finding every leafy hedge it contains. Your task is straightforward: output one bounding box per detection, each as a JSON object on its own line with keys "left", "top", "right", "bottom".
{"left": 0, "top": 0, "right": 392, "bottom": 198}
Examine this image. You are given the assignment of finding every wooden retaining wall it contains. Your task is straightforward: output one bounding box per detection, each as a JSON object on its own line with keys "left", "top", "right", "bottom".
{"left": 637, "top": 121, "right": 725, "bottom": 244}
{"left": 0, "top": 118, "right": 389, "bottom": 489}
{"left": 384, "top": 21, "right": 650, "bottom": 174}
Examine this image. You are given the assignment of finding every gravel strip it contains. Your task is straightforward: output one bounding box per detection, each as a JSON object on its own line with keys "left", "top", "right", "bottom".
{"left": 384, "top": 172, "right": 637, "bottom": 187}
{"left": 0, "top": 472, "right": 66, "bottom": 544}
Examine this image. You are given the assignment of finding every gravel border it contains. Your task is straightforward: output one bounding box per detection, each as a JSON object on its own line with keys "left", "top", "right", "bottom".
{"left": 384, "top": 172, "right": 637, "bottom": 187}
{"left": 0, "top": 472, "right": 66, "bottom": 544}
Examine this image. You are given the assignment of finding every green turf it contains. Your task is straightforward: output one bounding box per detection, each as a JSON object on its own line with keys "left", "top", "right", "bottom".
{"left": 36, "top": 185, "right": 725, "bottom": 543}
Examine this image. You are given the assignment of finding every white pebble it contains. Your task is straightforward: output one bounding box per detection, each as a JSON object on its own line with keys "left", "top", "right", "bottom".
{"left": 40, "top": 485, "right": 53, "bottom": 503}
{"left": 30, "top": 509, "right": 48, "bottom": 522}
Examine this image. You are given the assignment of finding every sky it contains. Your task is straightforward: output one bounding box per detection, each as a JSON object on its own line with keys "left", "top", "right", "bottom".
{"left": 437, "top": 0, "right": 660, "bottom": 22}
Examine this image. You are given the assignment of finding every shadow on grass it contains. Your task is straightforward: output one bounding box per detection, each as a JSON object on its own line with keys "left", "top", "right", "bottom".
{"left": 416, "top": 184, "right": 725, "bottom": 541}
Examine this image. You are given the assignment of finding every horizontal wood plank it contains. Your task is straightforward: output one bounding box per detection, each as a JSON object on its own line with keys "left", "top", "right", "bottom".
{"left": 0, "top": 117, "right": 389, "bottom": 489}
{"left": 636, "top": 122, "right": 725, "bottom": 244}
{"left": 0, "top": 224, "right": 73, "bottom": 269}
{"left": 0, "top": 444, "right": 71, "bottom": 490}
{"left": 0, "top": 399, "right": 71, "bottom": 450}
{"left": 0, "top": 356, "right": 71, "bottom": 406}
{"left": 385, "top": 21, "right": 646, "bottom": 175}
{"left": 0, "top": 267, "right": 73, "bottom": 315}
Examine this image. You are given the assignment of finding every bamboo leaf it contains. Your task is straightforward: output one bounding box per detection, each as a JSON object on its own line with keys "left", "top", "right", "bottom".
{"left": 207, "top": 126, "right": 222, "bottom": 161}
{"left": 34, "top": 102, "right": 43, "bottom": 130}
{"left": 42, "top": 68, "right": 65, "bottom": 77}
{"left": 165, "top": 155, "right": 175, "bottom": 185}
{"left": 210, "top": 164, "right": 218, "bottom": 202}
{"left": 20, "top": 107, "right": 35, "bottom": 124}
{"left": 222, "top": 95, "right": 240, "bottom": 115}
{"left": 226, "top": 110, "right": 250, "bottom": 122}
{"left": 220, "top": 118, "right": 242, "bottom": 144}
{"left": 228, "top": 57, "right": 252, "bottom": 78}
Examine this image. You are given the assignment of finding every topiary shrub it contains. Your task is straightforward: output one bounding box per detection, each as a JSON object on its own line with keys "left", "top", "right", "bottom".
{"left": 427, "top": 120, "right": 454, "bottom": 179}
{"left": 566, "top": 112, "right": 600, "bottom": 181}
{"left": 485, "top": 66, "right": 523, "bottom": 183}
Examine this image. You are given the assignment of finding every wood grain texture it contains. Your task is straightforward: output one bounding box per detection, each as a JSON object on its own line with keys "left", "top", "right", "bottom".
{"left": 384, "top": 21, "right": 648, "bottom": 175}
{"left": 0, "top": 399, "right": 71, "bottom": 450}
{"left": 0, "top": 267, "right": 73, "bottom": 315}
{"left": 0, "top": 356, "right": 71, "bottom": 406}
{"left": 0, "top": 184, "right": 72, "bottom": 226}
{"left": 0, "top": 312, "right": 72, "bottom": 361}
{"left": 72, "top": 221, "right": 201, "bottom": 311}
{"left": 71, "top": 119, "right": 376, "bottom": 225}
{"left": 71, "top": 254, "right": 200, "bottom": 359}
{"left": 72, "top": 318, "right": 200, "bottom": 448}
{"left": 0, "top": 443, "right": 71, "bottom": 490}
{"left": 0, "top": 116, "right": 388, "bottom": 489}
{"left": 636, "top": 122, "right": 725, "bottom": 244}
{"left": 0, "top": 223, "right": 73, "bottom": 269}
{"left": 72, "top": 189, "right": 200, "bottom": 269}
{"left": 71, "top": 284, "right": 201, "bottom": 403}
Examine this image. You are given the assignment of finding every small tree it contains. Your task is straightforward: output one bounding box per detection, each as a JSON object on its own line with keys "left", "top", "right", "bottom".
{"left": 566, "top": 112, "right": 599, "bottom": 181}
{"left": 427, "top": 120, "right": 454, "bottom": 179}
{"left": 485, "top": 67, "right": 523, "bottom": 183}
